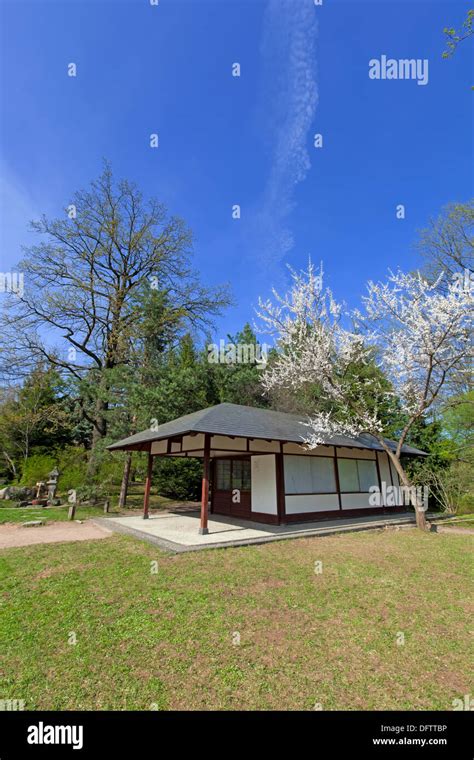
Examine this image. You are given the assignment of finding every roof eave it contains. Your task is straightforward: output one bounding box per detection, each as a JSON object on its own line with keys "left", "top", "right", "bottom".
{"left": 106, "top": 431, "right": 427, "bottom": 457}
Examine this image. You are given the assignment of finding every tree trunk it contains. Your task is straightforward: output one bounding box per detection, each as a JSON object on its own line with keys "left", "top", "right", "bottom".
{"left": 386, "top": 449, "right": 429, "bottom": 531}
{"left": 118, "top": 452, "right": 132, "bottom": 509}
{"left": 117, "top": 416, "right": 136, "bottom": 509}
{"left": 2, "top": 451, "right": 17, "bottom": 479}
{"left": 87, "top": 397, "right": 108, "bottom": 477}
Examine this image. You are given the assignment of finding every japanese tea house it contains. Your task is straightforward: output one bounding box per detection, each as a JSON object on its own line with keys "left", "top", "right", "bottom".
{"left": 107, "top": 403, "right": 426, "bottom": 534}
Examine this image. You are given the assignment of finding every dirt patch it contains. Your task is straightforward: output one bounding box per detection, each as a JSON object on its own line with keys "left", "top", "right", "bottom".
{"left": 0, "top": 521, "right": 113, "bottom": 549}
{"left": 32, "top": 563, "right": 94, "bottom": 582}
{"left": 34, "top": 568, "right": 54, "bottom": 580}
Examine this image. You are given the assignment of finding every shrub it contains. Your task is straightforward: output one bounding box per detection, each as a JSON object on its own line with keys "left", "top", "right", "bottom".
{"left": 97, "top": 455, "right": 126, "bottom": 487}
{"left": 75, "top": 479, "right": 113, "bottom": 505}
{"left": 411, "top": 460, "right": 474, "bottom": 514}
{"left": 19, "top": 454, "right": 57, "bottom": 487}
{"left": 56, "top": 446, "right": 89, "bottom": 492}
{"left": 153, "top": 458, "right": 202, "bottom": 501}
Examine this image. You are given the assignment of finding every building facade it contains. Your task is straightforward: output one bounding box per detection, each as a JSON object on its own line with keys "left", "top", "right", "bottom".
{"left": 108, "top": 403, "right": 426, "bottom": 533}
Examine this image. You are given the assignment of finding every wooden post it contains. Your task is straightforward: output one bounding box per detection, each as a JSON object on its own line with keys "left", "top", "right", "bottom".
{"left": 143, "top": 451, "right": 153, "bottom": 520}
{"left": 199, "top": 434, "right": 210, "bottom": 535}
{"left": 334, "top": 446, "right": 342, "bottom": 511}
{"left": 275, "top": 445, "right": 286, "bottom": 525}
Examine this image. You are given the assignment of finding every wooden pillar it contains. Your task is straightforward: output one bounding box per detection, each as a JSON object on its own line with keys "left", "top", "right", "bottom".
{"left": 334, "top": 446, "right": 342, "bottom": 511}
{"left": 275, "top": 445, "right": 286, "bottom": 525}
{"left": 199, "top": 433, "right": 210, "bottom": 535}
{"left": 143, "top": 451, "right": 153, "bottom": 520}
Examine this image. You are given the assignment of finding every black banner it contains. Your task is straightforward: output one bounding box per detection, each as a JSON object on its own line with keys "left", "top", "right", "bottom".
{"left": 0, "top": 710, "right": 471, "bottom": 757}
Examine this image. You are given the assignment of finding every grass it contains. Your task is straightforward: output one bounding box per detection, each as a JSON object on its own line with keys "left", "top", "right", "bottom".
{"left": 0, "top": 484, "right": 185, "bottom": 524}
{"left": 0, "top": 505, "right": 114, "bottom": 524}
{"left": 433, "top": 514, "right": 474, "bottom": 530}
{"left": 0, "top": 528, "right": 472, "bottom": 711}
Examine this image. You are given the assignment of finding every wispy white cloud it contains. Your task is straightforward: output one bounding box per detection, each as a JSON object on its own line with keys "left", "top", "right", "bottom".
{"left": 247, "top": 0, "right": 318, "bottom": 277}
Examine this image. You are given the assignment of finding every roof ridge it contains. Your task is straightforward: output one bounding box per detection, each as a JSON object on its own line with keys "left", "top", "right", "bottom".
{"left": 200, "top": 402, "right": 307, "bottom": 419}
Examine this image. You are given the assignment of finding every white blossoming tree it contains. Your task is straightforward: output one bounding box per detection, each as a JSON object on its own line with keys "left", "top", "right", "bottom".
{"left": 256, "top": 262, "right": 472, "bottom": 530}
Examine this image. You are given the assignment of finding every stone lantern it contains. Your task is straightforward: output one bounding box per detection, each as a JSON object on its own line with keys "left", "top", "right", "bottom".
{"left": 46, "top": 468, "right": 60, "bottom": 505}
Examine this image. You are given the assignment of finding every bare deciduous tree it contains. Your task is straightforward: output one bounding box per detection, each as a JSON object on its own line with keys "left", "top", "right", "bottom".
{"left": 2, "top": 164, "right": 230, "bottom": 468}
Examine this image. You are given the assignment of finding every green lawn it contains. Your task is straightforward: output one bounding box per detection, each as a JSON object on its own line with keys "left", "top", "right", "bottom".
{"left": 0, "top": 505, "right": 114, "bottom": 524}
{"left": 433, "top": 514, "right": 474, "bottom": 530}
{"left": 0, "top": 529, "right": 471, "bottom": 710}
{"left": 0, "top": 488, "right": 180, "bottom": 524}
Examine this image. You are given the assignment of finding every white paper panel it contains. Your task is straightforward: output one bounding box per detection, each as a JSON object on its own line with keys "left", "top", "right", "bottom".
{"left": 285, "top": 494, "right": 340, "bottom": 514}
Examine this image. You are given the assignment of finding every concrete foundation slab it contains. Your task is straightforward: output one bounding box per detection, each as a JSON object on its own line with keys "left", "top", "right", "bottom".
{"left": 95, "top": 510, "right": 425, "bottom": 553}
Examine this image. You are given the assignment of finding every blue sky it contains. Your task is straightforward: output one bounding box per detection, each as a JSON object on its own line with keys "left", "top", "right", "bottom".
{"left": 0, "top": 0, "right": 472, "bottom": 341}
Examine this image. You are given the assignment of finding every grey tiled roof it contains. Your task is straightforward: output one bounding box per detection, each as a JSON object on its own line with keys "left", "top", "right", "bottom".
{"left": 107, "top": 403, "right": 427, "bottom": 456}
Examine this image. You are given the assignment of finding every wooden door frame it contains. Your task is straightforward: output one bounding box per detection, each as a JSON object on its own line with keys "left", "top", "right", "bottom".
{"left": 211, "top": 455, "right": 252, "bottom": 518}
